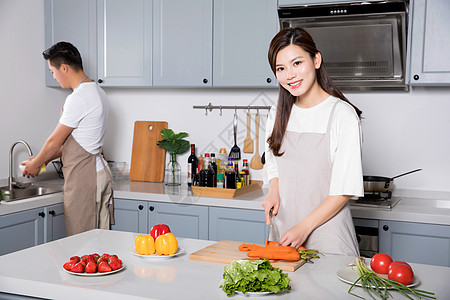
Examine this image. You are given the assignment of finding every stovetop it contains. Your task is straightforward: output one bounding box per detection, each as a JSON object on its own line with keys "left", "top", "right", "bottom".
{"left": 349, "top": 197, "right": 401, "bottom": 210}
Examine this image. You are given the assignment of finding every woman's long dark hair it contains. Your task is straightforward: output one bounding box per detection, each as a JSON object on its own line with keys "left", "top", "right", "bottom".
{"left": 267, "top": 28, "right": 362, "bottom": 157}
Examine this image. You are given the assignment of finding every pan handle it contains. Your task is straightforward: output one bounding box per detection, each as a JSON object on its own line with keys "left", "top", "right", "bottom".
{"left": 390, "top": 169, "right": 422, "bottom": 180}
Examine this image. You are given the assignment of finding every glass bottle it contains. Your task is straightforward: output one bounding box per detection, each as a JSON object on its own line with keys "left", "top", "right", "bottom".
{"left": 218, "top": 148, "right": 228, "bottom": 174}
{"left": 242, "top": 159, "right": 250, "bottom": 186}
{"left": 210, "top": 153, "right": 218, "bottom": 187}
{"left": 224, "top": 157, "right": 236, "bottom": 189}
{"left": 199, "top": 154, "right": 215, "bottom": 187}
{"left": 216, "top": 173, "right": 224, "bottom": 188}
{"left": 165, "top": 153, "right": 181, "bottom": 186}
{"left": 187, "top": 144, "right": 198, "bottom": 186}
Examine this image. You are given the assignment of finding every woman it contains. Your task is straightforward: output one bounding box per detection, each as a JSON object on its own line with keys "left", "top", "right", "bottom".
{"left": 263, "top": 28, "right": 363, "bottom": 256}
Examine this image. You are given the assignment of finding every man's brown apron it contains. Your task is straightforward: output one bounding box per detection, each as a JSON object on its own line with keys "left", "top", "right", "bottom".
{"left": 62, "top": 134, "right": 113, "bottom": 236}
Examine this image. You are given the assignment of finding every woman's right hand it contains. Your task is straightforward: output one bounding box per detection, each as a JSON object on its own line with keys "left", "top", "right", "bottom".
{"left": 261, "top": 177, "right": 280, "bottom": 225}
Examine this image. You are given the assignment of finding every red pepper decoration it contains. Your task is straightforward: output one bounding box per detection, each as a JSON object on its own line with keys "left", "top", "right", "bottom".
{"left": 150, "top": 224, "right": 171, "bottom": 240}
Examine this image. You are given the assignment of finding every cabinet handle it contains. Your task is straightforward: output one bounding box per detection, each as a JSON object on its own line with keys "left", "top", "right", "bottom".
{"left": 203, "top": 78, "right": 208, "bottom": 84}
{"left": 38, "top": 212, "right": 45, "bottom": 218}
{"left": 266, "top": 78, "right": 272, "bottom": 83}
{"left": 98, "top": 79, "right": 103, "bottom": 83}
{"left": 413, "top": 75, "right": 419, "bottom": 81}
{"left": 49, "top": 210, "right": 55, "bottom": 216}
{"left": 138, "top": 205, "right": 144, "bottom": 210}
{"left": 149, "top": 206, "right": 155, "bottom": 211}
{"left": 383, "top": 225, "right": 389, "bottom": 231}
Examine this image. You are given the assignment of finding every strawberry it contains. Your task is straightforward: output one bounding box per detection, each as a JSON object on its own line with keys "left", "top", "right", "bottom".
{"left": 98, "top": 261, "right": 112, "bottom": 273}
{"left": 63, "top": 261, "right": 76, "bottom": 271}
{"left": 97, "top": 257, "right": 108, "bottom": 265}
{"left": 78, "top": 260, "right": 86, "bottom": 267}
{"left": 92, "top": 253, "right": 100, "bottom": 261}
{"left": 110, "top": 254, "right": 118, "bottom": 259}
{"left": 109, "top": 261, "right": 122, "bottom": 271}
{"left": 70, "top": 256, "right": 80, "bottom": 263}
{"left": 85, "top": 261, "right": 97, "bottom": 273}
{"left": 108, "top": 256, "right": 119, "bottom": 264}
{"left": 101, "top": 253, "right": 110, "bottom": 260}
{"left": 70, "top": 262, "right": 84, "bottom": 273}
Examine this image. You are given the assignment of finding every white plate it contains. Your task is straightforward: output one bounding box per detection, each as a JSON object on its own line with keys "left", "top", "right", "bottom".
{"left": 337, "top": 265, "right": 420, "bottom": 288}
{"left": 130, "top": 248, "right": 184, "bottom": 259}
{"left": 235, "top": 291, "right": 273, "bottom": 296}
{"left": 63, "top": 265, "right": 125, "bottom": 277}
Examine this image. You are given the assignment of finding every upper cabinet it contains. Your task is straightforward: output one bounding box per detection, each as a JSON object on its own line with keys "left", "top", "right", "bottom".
{"left": 213, "top": 0, "right": 278, "bottom": 87}
{"left": 152, "top": 0, "right": 212, "bottom": 87}
{"left": 44, "top": 0, "right": 278, "bottom": 87}
{"left": 408, "top": 0, "right": 450, "bottom": 85}
{"left": 97, "top": 0, "right": 153, "bottom": 86}
{"left": 44, "top": 0, "right": 97, "bottom": 87}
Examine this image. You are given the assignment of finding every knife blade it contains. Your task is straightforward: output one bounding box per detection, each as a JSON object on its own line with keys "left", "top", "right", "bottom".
{"left": 266, "top": 208, "right": 273, "bottom": 245}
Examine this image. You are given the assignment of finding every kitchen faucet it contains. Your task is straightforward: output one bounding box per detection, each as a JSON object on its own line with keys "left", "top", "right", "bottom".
{"left": 8, "top": 140, "right": 33, "bottom": 190}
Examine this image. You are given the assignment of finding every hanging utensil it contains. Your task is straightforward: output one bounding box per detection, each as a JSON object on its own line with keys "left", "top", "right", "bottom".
{"left": 243, "top": 111, "right": 254, "bottom": 153}
{"left": 229, "top": 110, "right": 241, "bottom": 160}
{"left": 250, "top": 112, "right": 263, "bottom": 169}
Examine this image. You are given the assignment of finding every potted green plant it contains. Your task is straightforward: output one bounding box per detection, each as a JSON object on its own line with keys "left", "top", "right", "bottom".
{"left": 156, "top": 128, "right": 190, "bottom": 186}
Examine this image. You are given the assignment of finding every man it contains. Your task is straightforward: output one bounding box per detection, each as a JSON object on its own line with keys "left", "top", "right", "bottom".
{"left": 23, "top": 42, "right": 113, "bottom": 236}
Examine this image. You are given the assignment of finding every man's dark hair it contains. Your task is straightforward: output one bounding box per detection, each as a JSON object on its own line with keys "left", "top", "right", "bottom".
{"left": 42, "top": 41, "right": 83, "bottom": 71}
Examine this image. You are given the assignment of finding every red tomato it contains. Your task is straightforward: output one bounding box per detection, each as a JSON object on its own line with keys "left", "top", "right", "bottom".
{"left": 389, "top": 261, "right": 412, "bottom": 271}
{"left": 370, "top": 253, "right": 393, "bottom": 274}
{"left": 150, "top": 224, "right": 171, "bottom": 240}
{"left": 388, "top": 264, "right": 414, "bottom": 285}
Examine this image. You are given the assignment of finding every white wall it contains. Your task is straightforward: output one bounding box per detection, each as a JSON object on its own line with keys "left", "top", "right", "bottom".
{"left": 1, "top": 0, "right": 450, "bottom": 193}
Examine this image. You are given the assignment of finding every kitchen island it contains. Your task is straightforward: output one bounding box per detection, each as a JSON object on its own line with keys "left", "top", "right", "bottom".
{"left": 0, "top": 229, "right": 449, "bottom": 300}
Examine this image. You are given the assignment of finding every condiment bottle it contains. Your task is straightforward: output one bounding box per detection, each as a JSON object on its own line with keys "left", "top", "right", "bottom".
{"left": 224, "top": 157, "right": 236, "bottom": 189}
{"left": 199, "top": 154, "right": 215, "bottom": 187}
{"left": 218, "top": 148, "right": 228, "bottom": 174}
{"left": 242, "top": 159, "right": 250, "bottom": 185}
{"left": 216, "top": 173, "right": 224, "bottom": 188}
{"left": 210, "top": 153, "right": 218, "bottom": 187}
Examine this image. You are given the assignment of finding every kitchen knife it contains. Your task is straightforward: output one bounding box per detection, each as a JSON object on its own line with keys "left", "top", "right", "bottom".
{"left": 266, "top": 208, "right": 273, "bottom": 245}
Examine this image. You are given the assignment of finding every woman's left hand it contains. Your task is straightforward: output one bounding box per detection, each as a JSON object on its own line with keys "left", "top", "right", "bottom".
{"left": 277, "top": 223, "right": 312, "bottom": 249}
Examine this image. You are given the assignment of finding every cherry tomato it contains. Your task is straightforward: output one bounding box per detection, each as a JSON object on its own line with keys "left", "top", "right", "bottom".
{"left": 370, "top": 253, "right": 393, "bottom": 274}
{"left": 388, "top": 264, "right": 414, "bottom": 285}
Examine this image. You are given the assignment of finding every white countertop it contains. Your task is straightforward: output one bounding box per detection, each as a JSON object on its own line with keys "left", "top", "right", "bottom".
{"left": 2, "top": 178, "right": 450, "bottom": 226}
{"left": 0, "top": 229, "right": 448, "bottom": 300}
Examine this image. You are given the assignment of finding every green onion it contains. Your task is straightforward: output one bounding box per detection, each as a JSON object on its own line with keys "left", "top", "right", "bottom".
{"left": 348, "top": 257, "right": 436, "bottom": 300}
{"left": 297, "top": 248, "right": 324, "bottom": 261}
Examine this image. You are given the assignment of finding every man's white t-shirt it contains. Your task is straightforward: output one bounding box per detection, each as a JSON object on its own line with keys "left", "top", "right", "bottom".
{"left": 59, "top": 82, "right": 110, "bottom": 171}
{"left": 264, "top": 96, "right": 364, "bottom": 197}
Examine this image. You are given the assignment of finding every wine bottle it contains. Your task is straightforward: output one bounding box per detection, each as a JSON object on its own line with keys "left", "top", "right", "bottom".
{"left": 187, "top": 144, "right": 198, "bottom": 186}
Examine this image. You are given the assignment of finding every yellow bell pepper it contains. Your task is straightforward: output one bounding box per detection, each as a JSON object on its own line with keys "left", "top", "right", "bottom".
{"left": 155, "top": 232, "right": 178, "bottom": 255}
{"left": 134, "top": 234, "right": 155, "bottom": 255}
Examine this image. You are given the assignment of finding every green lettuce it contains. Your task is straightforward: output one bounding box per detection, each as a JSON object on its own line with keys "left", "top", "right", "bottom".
{"left": 219, "top": 259, "right": 291, "bottom": 296}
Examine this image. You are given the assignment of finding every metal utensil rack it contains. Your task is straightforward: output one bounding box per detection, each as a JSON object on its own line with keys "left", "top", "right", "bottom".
{"left": 193, "top": 102, "right": 271, "bottom": 116}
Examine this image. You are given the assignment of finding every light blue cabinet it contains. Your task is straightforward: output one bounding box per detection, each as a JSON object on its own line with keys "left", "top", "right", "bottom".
{"left": 112, "top": 199, "right": 209, "bottom": 239}
{"left": 44, "top": 0, "right": 97, "bottom": 87}
{"left": 152, "top": 0, "right": 212, "bottom": 87}
{"left": 213, "top": 0, "right": 278, "bottom": 87}
{"left": 209, "top": 207, "right": 268, "bottom": 244}
{"left": 148, "top": 202, "right": 209, "bottom": 240}
{"left": 44, "top": 203, "right": 66, "bottom": 242}
{"left": 97, "top": 0, "right": 153, "bottom": 86}
{"left": 111, "top": 198, "right": 148, "bottom": 233}
{"left": 379, "top": 220, "right": 450, "bottom": 267}
{"left": 0, "top": 208, "right": 44, "bottom": 256}
{"left": 408, "top": 0, "right": 450, "bottom": 85}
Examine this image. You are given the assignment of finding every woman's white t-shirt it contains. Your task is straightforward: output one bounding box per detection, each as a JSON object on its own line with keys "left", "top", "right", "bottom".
{"left": 264, "top": 96, "right": 364, "bottom": 197}
{"left": 59, "top": 82, "right": 110, "bottom": 171}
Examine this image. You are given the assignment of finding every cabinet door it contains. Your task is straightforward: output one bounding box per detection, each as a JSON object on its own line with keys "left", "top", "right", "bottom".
{"left": 111, "top": 199, "right": 148, "bottom": 233}
{"left": 0, "top": 208, "right": 44, "bottom": 255}
{"left": 44, "top": 0, "right": 97, "bottom": 87}
{"left": 209, "top": 207, "right": 268, "bottom": 244}
{"left": 153, "top": 0, "right": 212, "bottom": 86}
{"left": 148, "top": 202, "right": 208, "bottom": 240}
{"left": 379, "top": 220, "right": 450, "bottom": 267}
{"left": 44, "top": 203, "right": 66, "bottom": 242}
{"left": 97, "top": 0, "right": 152, "bottom": 86}
{"left": 213, "top": 0, "right": 278, "bottom": 87}
{"left": 408, "top": 0, "right": 450, "bottom": 85}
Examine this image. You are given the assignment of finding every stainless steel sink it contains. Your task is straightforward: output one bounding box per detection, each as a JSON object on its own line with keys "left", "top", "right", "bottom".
{"left": 0, "top": 183, "right": 64, "bottom": 202}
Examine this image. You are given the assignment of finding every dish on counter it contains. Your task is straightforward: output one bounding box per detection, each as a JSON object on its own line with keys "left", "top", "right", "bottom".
{"left": 337, "top": 266, "right": 420, "bottom": 288}
{"left": 130, "top": 248, "right": 184, "bottom": 260}
{"left": 63, "top": 265, "right": 124, "bottom": 277}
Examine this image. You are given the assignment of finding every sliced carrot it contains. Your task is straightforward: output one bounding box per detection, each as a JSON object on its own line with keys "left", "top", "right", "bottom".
{"left": 247, "top": 250, "right": 301, "bottom": 261}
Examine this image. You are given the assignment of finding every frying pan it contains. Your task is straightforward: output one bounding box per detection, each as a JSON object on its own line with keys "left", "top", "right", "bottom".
{"left": 363, "top": 169, "right": 422, "bottom": 193}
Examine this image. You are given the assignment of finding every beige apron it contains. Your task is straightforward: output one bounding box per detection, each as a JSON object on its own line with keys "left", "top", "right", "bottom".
{"left": 272, "top": 102, "right": 359, "bottom": 256}
{"left": 62, "top": 134, "right": 114, "bottom": 236}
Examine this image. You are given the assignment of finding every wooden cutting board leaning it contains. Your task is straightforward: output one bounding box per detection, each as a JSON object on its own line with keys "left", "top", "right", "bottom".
{"left": 129, "top": 121, "right": 168, "bottom": 182}
{"left": 190, "top": 240, "right": 306, "bottom": 272}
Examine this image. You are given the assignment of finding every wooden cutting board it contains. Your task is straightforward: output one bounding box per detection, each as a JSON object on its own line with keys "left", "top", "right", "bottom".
{"left": 129, "top": 121, "right": 168, "bottom": 182}
{"left": 190, "top": 240, "right": 306, "bottom": 272}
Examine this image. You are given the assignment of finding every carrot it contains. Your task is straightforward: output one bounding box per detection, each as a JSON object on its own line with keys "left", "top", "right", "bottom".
{"left": 247, "top": 249, "right": 301, "bottom": 261}
{"left": 238, "top": 243, "right": 263, "bottom": 251}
